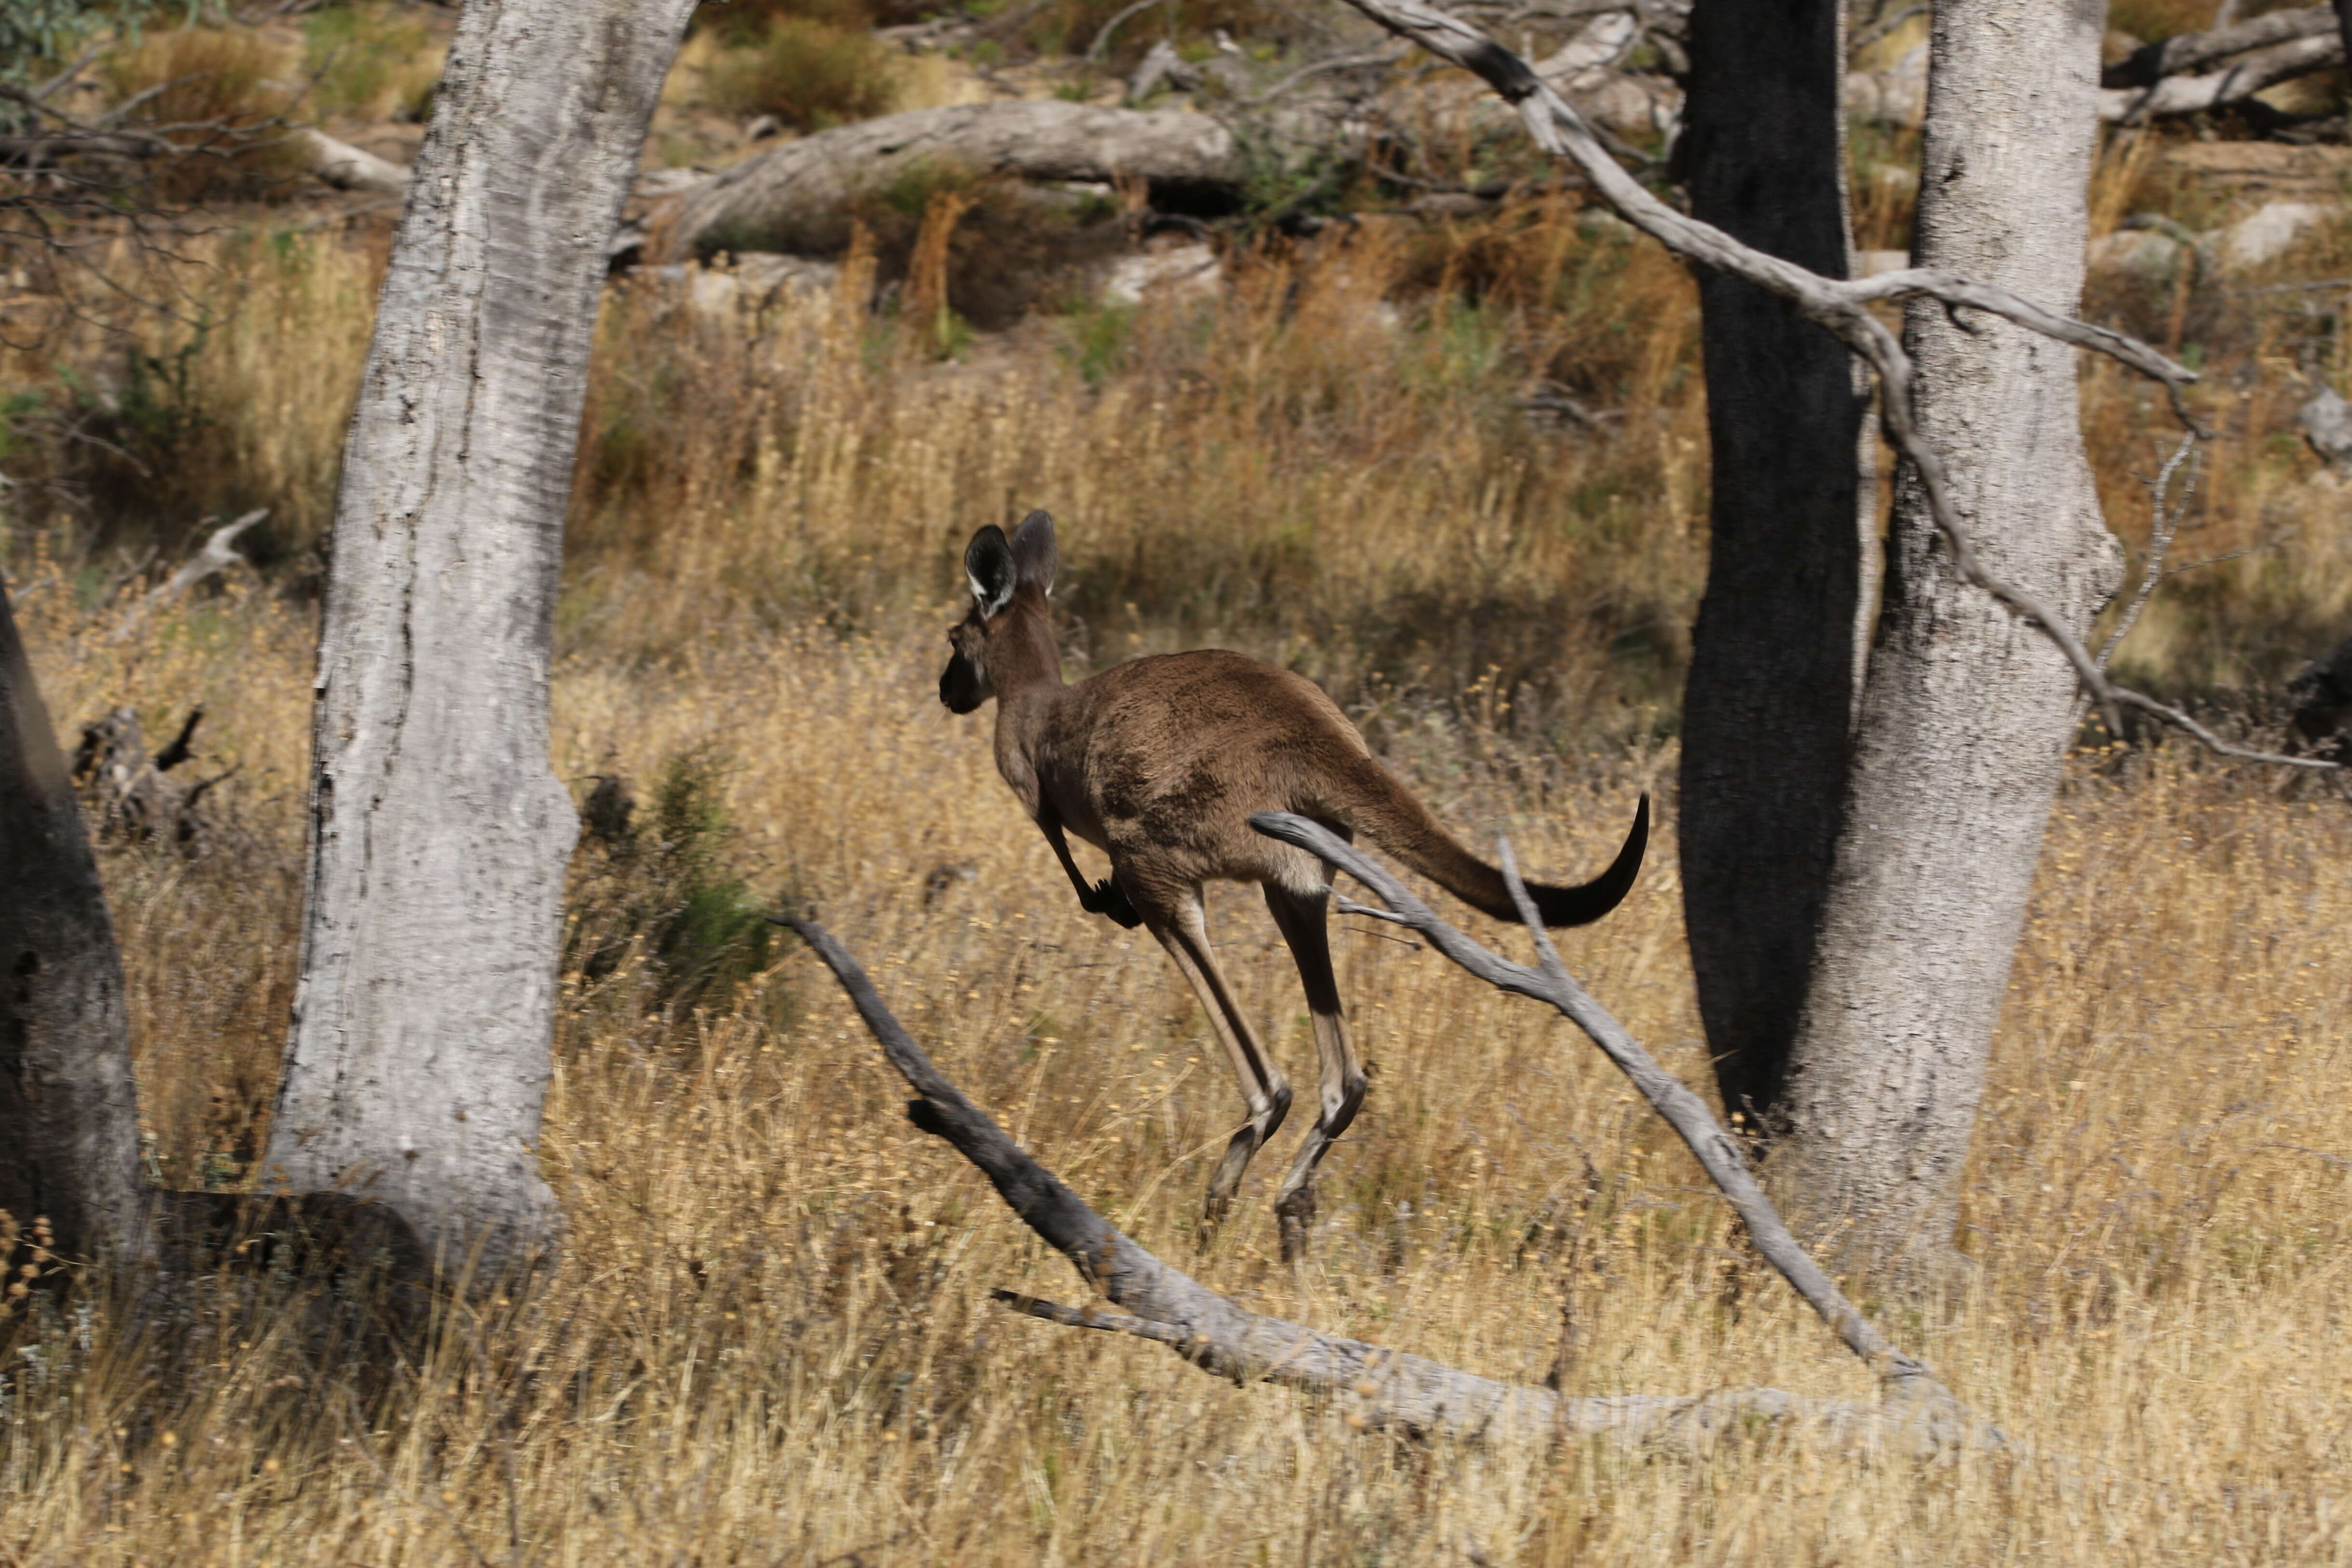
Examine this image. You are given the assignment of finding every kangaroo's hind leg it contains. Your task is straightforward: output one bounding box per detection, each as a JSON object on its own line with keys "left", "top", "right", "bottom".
{"left": 1131, "top": 880, "right": 1293, "bottom": 1245}
{"left": 1265, "top": 878, "right": 1368, "bottom": 1264}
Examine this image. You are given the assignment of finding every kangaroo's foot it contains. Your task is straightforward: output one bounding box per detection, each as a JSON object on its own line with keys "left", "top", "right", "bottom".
{"left": 1275, "top": 1181, "right": 1317, "bottom": 1264}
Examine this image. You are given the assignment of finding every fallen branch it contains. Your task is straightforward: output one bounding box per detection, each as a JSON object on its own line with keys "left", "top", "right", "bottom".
{"left": 2103, "top": 4, "right": 2334, "bottom": 87}
{"left": 1249, "top": 812, "right": 1969, "bottom": 1397}
{"left": 2099, "top": 32, "right": 2344, "bottom": 123}
{"left": 1327, "top": 0, "right": 2340, "bottom": 773}
{"left": 666, "top": 103, "right": 1240, "bottom": 260}
{"left": 776, "top": 914, "right": 1998, "bottom": 1451}
{"left": 111, "top": 508, "right": 265, "bottom": 641}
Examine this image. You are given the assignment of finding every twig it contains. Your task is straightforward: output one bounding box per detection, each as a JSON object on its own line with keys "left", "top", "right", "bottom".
{"left": 1327, "top": 0, "right": 2341, "bottom": 773}
{"left": 2099, "top": 434, "right": 2199, "bottom": 675}
{"left": 1087, "top": 0, "right": 1173, "bottom": 64}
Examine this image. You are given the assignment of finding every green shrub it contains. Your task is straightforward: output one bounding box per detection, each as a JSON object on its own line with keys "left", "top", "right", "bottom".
{"left": 569, "top": 746, "right": 782, "bottom": 1018}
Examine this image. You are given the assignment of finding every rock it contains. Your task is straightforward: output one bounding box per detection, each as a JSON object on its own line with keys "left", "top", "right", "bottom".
{"left": 1101, "top": 241, "right": 1221, "bottom": 306}
{"left": 2216, "top": 200, "right": 2330, "bottom": 269}
{"left": 1844, "top": 43, "right": 1928, "bottom": 129}
{"left": 2086, "top": 228, "right": 2187, "bottom": 284}
{"left": 2299, "top": 385, "right": 2352, "bottom": 472}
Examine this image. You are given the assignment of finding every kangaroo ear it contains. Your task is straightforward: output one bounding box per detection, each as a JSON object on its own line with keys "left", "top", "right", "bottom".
{"left": 965, "top": 526, "right": 1016, "bottom": 618}
{"left": 1009, "top": 509, "right": 1058, "bottom": 596}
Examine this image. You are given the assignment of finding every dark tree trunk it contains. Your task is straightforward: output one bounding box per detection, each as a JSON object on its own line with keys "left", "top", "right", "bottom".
{"left": 1677, "top": 0, "right": 1870, "bottom": 1128}
{"left": 0, "top": 575, "right": 153, "bottom": 1268}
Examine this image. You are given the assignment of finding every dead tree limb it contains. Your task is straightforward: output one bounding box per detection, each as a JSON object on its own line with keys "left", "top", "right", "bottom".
{"left": 776, "top": 914, "right": 2000, "bottom": 1451}
{"left": 110, "top": 508, "right": 266, "bottom": 641}
{"left": 2103, "top": 4, "right": 2334, "bottom": 87}
{"left": 1247, "top": 812, "right": 1961, "bottom": 1394}
{"left": 1328, "top": 0, "right": 2339, "bottom": 773}
{"left": 2099, "top": 32, "right": 2344, "bottom": 122}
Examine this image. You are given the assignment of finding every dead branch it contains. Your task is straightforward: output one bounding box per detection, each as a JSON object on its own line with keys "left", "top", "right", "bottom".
{"left": 1248, "top": 811, "right": 1966, "bottom": 1396}
{"left": 1327, "top": 0, "right": 2340, "bottom": 773}
{"left": 2099, "top": 32, "right": 2344, "bottom": 123}
{"left": 110, "top": 508, "right": 266, "bottom": 641}
{"left": 2103, "top": 4, "right": 2335, "bottom": 88}
{"left": 777, "top": 914, "right": 1999, "bottom": 1452}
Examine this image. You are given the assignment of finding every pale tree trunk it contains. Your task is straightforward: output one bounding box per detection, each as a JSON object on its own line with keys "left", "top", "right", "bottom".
{"left": 1772, "top": 0, "right": 2122, "bottom": 1279}
{"left": 266, "top": 0, "right": 694, "bottom": 1281}
{"left": 1677, "top": 0, "right": 1870, "bottom": 1128}
{"left": 0, "top": 576, "right": 153, "bottom": 1268}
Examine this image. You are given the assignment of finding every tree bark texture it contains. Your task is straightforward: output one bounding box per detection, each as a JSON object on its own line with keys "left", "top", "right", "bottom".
{"left": 665, "top": 102, "right": 1240, "bottom": 260}
{"left": 1677, "top": 0, "right": 1868, "bottom": 1129}
{"left": 0, "top": 575, "right": 153, "bottom": 1267}
{"left": 1774, "top": 0, "right": 2121, "bottom": 1278}
{"left": 266, "top": 0, "right": 694, "bottom": 1280}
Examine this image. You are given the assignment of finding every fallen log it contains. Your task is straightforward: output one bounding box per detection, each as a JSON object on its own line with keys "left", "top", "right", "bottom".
{"left": 2104, "top": 4, "right": 2335, "bottom": 88}
{"left": 2099, "top": 32, "right": 2345, "bottom": 122}
{"left": 776, "top": 910, "right": 2003, "bottom": 1453}
{"left": 667, "top": 102, "right": 1241, "bottom": 260}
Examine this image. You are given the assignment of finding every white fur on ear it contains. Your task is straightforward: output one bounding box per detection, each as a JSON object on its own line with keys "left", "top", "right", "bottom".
{"left": 969, "top": 569, "right": 1014, "bottom": 619}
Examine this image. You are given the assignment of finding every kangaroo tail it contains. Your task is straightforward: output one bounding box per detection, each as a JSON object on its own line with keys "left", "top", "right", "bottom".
{"left": 1334, "top": 769, "right": 1649, "bottom": 928}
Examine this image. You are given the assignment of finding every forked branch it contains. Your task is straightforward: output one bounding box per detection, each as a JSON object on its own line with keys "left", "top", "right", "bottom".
{"left": 774, "top": 914, "right": 1998, "bottom": 1452}
{"left": 1248, "top": 812, "right": 1971, "bottom": 1407}
{"left": 1327, "top": 0, "right": 2338, "bottom": 773}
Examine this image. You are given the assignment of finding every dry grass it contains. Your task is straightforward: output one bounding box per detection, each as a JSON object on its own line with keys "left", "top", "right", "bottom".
{"left": 4, "top": 117, "right": 2352, "bottom": 1561}
{"left": 100, "top": 25, "right": 313, "bottom": 205}
{"left": 4, "top": 573, "right": 2351, "bottom": 1565}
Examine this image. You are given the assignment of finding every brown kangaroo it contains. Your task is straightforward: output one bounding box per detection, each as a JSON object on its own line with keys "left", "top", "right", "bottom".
{"left": 940, "top": 511, "right": 1648, "bottom": 1261}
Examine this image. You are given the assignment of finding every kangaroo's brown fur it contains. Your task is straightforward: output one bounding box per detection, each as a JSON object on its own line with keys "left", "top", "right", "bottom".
{"left": 941, "top": 512, "right": 1648, "bottom": 1260}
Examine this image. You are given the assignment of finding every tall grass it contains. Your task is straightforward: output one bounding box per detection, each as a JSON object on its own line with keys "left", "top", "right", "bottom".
{"left": 4, "top": 574, "right": 2350, "bottom": 1564}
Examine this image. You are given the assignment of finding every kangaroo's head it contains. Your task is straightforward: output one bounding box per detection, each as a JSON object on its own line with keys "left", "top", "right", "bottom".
{"left": 941, "top": 509, "right": 1059, "bottom": 714}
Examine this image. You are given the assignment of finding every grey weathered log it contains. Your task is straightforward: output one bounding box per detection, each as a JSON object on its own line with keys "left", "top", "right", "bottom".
{"left": 1245, "top": 816, "right": 1949, "bottom": 1395}
{"left": 666, "top": 102, "right": 1239, "bottom": 260}
{"left": 779, "top": 914, "right": 1995, "bottom": 1451}
{"left": 265, "top": 0, "right": 697, "bottom": 1283}
{"left": 2104, "top": 4, "right": 2333, "bottom": 86}
{"left": 110, "top": 508, "right": 266, "bottom": 641}
{"left": 0, "top": 569, "right": 154, "bottom": 1268}
{"left": 296, "top": 127, "right": 411, "bottom": 194}
{"left": 2098, "top": 32, "right": 2344, "bottom": 122}
{"left": 1676, "top": 0, "right": 1866, "bottom": 1129}
{"left": 1773, "top": 0, "right": 2117, "bottom": 1277}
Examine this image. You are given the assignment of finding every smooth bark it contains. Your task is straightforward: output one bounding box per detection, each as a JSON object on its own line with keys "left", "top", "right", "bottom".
{"left": 0, "top": 573, "right": 152, "bottom": 1266}
{"left": 666, "top": 102, "right": 1240, "bottom": 260}
{"left": 1677, "top": 0, "right": 1868, "bottom": 1128}
{"left": 1773, "top": 0, "right": 2122, "bottom": 1278}
{"left": 265, "top": 0, "right": 694, "bottom": 1282}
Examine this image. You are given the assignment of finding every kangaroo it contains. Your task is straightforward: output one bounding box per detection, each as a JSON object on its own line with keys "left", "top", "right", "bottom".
{"left": 940, "top": 511, "right": 1649, "bottom": 1261}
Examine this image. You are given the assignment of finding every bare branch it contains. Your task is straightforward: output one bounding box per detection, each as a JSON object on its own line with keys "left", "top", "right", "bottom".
{"left": 776, "top": 914, "right": 2000, "bottom": 1451}
{"left": 2100, "top": 32, "right": 2344, "bottom": 123}
{"left": 111, "top": 508, "right": 266, "bottom": 641}
{"left": 1326, "top": 0, "right": 2341, "bottom": 774}
{"left": 1248, "top": 812, "right": 1968, "bottom": 1401}
{"left": 2103, "top": 3, "right": 2334, "bottom": 87}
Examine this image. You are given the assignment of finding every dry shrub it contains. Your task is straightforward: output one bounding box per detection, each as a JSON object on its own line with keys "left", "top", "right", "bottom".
{"left": 0, "top": 226, "right": 388, "bottom": 568}
{"left": 303, "top": 1, "right": 443, "bottom": 123}
{"left": 102, "top": 24, "right": 311, "bottom": 204}
{"left": 704, "top": 13, "right": 905, "bottom": 130}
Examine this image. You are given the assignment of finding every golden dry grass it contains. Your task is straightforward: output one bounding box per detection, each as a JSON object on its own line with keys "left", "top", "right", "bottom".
{"left": 6, "top": 127, "right": 2352, "bottom": 1563}
{"left": 5, "top": 573, "right": 2352, "bottom": 1566}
